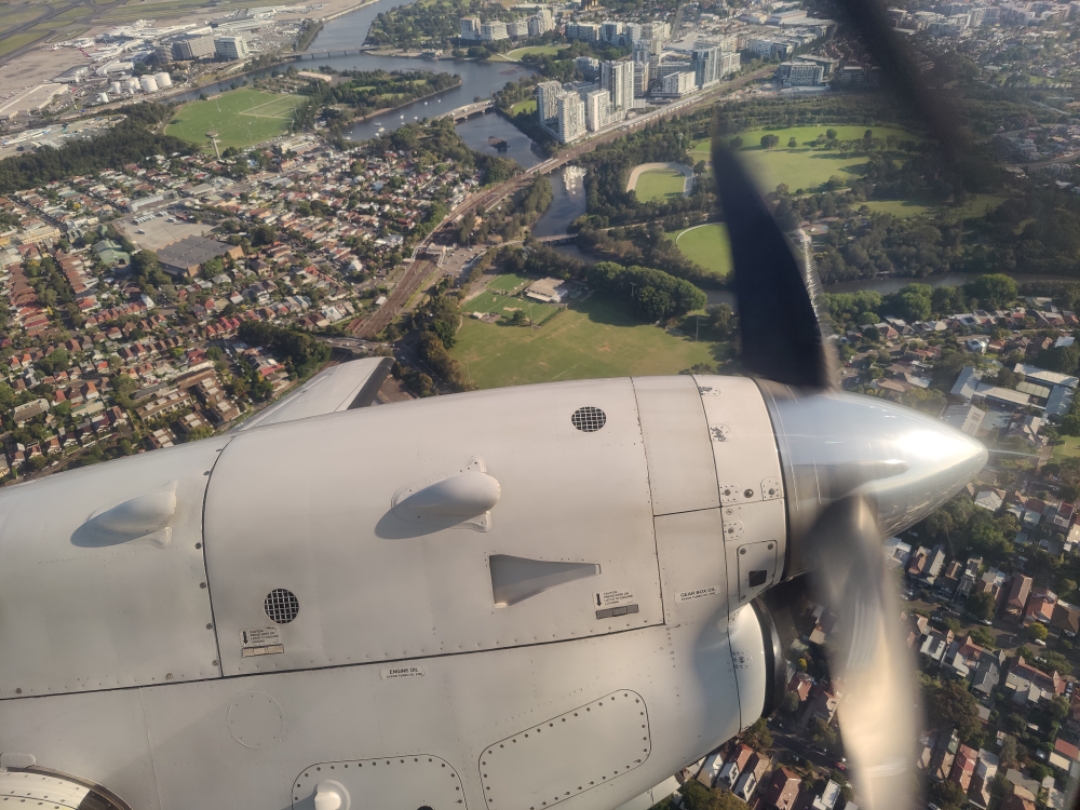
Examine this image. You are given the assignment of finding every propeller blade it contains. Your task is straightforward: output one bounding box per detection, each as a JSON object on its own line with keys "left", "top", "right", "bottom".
{"left": 829, "top": 0, "right": 965, "bottom": 164}
{"left": 710, "top": 143, "right": 835, "bottom": 389}
{"left": 802, "top": 496, "right": 920, "bottom": 810}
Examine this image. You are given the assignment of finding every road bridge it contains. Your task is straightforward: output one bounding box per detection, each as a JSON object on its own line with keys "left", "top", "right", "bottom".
{"left": 438, "top": 100, "right": 495, "bottom": 123}
{"left": 291, "top": 48, "right": 366, "bottom": 60}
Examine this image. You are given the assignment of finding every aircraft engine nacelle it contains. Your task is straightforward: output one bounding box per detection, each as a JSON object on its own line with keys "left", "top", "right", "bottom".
{"left": 0, "top": 374, "right": 983, "bottom": 810}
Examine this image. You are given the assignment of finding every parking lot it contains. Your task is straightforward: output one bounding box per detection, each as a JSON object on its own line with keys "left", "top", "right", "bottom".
{"left": 114, "top": 209, "right": 210, "bottom": 252}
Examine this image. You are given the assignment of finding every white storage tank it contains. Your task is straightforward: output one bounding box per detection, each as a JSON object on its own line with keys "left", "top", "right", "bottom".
{"left": 139, "top": 75, "right": 158, "bottom": 93}
{"left": 154, "top": 71, "right": 172, "bottom": 88}
{"left": 124, "top": 78, "right": 139, "bottom": 93}
{"left": 109, "top": 80, "right": 122, "bottom": 95}
{"left": 97, "top": 92, "right": 110, "bottom": 105}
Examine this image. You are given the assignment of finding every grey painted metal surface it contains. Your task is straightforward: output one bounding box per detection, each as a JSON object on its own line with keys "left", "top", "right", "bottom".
{"left": 0, "top": 366, "right": 984, "bottom": 810}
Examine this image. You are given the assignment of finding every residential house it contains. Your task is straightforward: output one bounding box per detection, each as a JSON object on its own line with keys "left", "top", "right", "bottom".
{"left": 1005, "top": 656, "right": 1066, "bottom": 705}
{"left": 949, "top": 744, "right": 977, "bottom": 792}
{"left": 811, "top": 781, "right": 841, "bottom": 810}
{"left": 1006, "top": 575, "right": 1034, "bottom": 621}
{"left": 732, "top": 752, "right": 768, "bottom": 801}
{"left": 717, "top": 743, "right": 754, "bottom": 789}
{"left": 761, "top": 768, "right": 801, "bottom": 810}
{"left": 1052, "top": 601, "right": 1080, "bottom": 638}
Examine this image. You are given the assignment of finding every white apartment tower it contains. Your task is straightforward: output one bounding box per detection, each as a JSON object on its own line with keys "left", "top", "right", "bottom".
{"left": 556, "top": 92, "right": 586, "bottom": 143}
{"left": 535, "top": 80, "right": 563, "bottom": 122}
{"left": 583, "top": 88, "right": 611, "bottom": 132}
{"left": 601, "top": 59, "right": 634, "bottom": 113}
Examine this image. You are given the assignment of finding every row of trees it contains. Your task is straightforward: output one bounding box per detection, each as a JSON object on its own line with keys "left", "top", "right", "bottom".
{"left": 302, "top": 69, "right": 461, "bottom": 123}
{"left": 0, "top": 104, "right": 193, "bottom": 194}
{"left": 585, "top": 262, "right": 706, "bottom": 322}
{"left": 822, "top": 274, "right": 1018, "bottom": 330}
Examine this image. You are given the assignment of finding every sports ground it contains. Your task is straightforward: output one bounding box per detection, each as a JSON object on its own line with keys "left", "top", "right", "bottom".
{"left": 451, "top": 293, "right": 724, "bottom": 389}
{"left": 627, "top": 162, "right": 692, "bottom": 203}
{"left": 666, "top": 224, "right": 733, "bottom": 279}
{"left": 165, "top": 89, "right": 307, "bottom": 152}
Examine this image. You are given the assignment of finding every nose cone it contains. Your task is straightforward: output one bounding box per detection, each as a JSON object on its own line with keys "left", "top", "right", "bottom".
{"left": 759, "top": 384, "right": 987, "bottom": 572}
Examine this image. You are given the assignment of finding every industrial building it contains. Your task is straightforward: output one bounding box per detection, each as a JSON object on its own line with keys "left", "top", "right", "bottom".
{"left": 155, "top": 236, "right": 244, "bottom": 279}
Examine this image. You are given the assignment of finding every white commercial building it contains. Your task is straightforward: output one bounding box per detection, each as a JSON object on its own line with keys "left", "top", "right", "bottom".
{"left": 480, "top": 21, "right": 509, "bottom": 40}
{"left": 460, "top": 16, "right": 480, "bottom": 39}
{"left": 214, "top": 36, "right": 248, "bottom": 60}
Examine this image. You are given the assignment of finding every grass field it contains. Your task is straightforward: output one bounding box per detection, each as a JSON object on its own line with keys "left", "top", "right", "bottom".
{"left": 452, "top": 295, "right": 725, "bottom": 388}
{"left": 510, "top": 98, "right": 537, "bottom": 116}
{"left": 688, "top": 124, "right": 922, "bottom": 194}
{"left": 464, "top": 291, "right": 560, "bottom": 325}
{"left": 0, "top": 32, "right": 42, "bottom": 57}
{"left": 1053, "top": 436, "right": 1080, "bottom": 461}
{"left": 633, "top": 168, "right": 688, "bottom": 203}
{"left": 862, "top": 199, "right": 936, "bottom": 218}
{"left": 487, "top": 273, "right": 531, "bottom": 294}
{"left": 666, "top": 223, "right": 733, "bottom": 279}
{"left": 166, "top": 89, "right": 307, "bottom": 152}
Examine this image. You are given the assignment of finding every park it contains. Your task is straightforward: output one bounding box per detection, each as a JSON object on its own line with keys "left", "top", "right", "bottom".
{"left": 165, "top": 88, "right": 308, "bottom": 152}
{"left": 450, "top": 281, "right": 726, "bottom": 389}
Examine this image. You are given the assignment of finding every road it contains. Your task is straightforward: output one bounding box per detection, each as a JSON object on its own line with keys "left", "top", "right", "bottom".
{"left": 348, "top": 63, "right": 776, "bottom": 339}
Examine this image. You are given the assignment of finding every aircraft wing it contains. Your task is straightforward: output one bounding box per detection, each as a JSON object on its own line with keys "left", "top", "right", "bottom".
{"left": 235, "top": 356, "right": 395, "bottom": 432}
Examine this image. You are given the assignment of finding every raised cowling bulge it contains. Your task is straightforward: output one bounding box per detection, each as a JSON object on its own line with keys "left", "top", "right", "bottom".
{"left": 758, "top": 382, "right": 988, "bottom": 577}
{"left": 393, "top": 470, "right": 502, "bottom": 518}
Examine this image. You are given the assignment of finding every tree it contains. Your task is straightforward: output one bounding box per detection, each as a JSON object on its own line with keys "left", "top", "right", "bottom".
{"left": 742, "top": 717, "right": 772, "bottom": 751}
{"left": 760, "top": 133, "right": 780, "bottom": 149}
{"left": 969, "top": 626, "right": 996, "bottom": 648}
{"left": 926, "top": 680, "right": 981, "bottom": 743}
{"left": 728, "top": 136, "right": 743, "bottom": 149}
{"left": 966, "top": 274, "right": 1018, "bottom": 309}
{"left": 1028, "top": 623, "right": 1049, "bottom": 642}
{"left": 967, "top": 591, "right": 996, "bottom": 622}
{"left": 782, "top": 690, "right": 801, "bottom": 715}
{"left": 929, "top": 779, "right": 966, "bottom": 810}
{"left": 788, "top": 137, "right": 797, "bottom": 148}
{"left": 811, "top": 717, "right": 842, "bottom": 757}
{"left": 825, "top": 129, "right": 837, "bottom": 140}
{"left": 680, "top": 780, "right": 747, "bottom": 810}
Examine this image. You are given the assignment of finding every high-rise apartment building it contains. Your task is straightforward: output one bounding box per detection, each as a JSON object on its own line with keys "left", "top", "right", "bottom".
{"left": 660, "top": 71, "right": 696, "bottom": 97}
{"left": 556, "top": 92, "right": 586, "bottom": 142}
{"left": 535, "top": 80, "right": 563, "bottom": 122}
{"left": 600, "top": 21, "right": 623, "bottom": 44}
{"left": 583, "top": 88, "right": 611, "bottom": 132}
{"left": 601, "top": 59, "right": 634, "bottom": 113}
{"left": 634, "top": 61, "right": 650, "bottom": 96}
{"left": 691, "top": 43, "right": 721, "bottom": 87}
